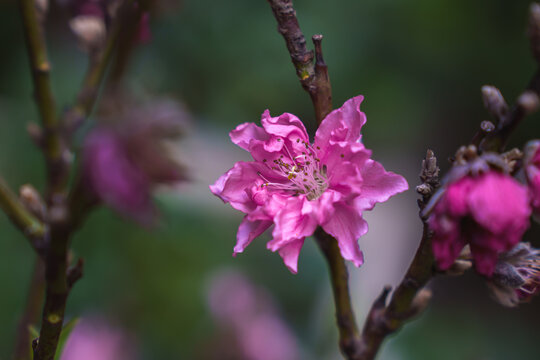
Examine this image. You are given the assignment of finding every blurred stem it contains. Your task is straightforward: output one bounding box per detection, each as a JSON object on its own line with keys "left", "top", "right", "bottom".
{"left": 65, "top": 4, "right": 131, "bottom": 132}
{"left": 13, "top": 258, "right": 46, "bottom": 360}
{"left": 0, "top": 177, "right": 46, "bottom": 253}
{"left": 34, "top": 225, "right": 71, "bottom": 360}
{"left": 20, "top": 1, "right": 141, "bottom": 359}
{"left": 19, "top": 0, "right": 67, "bottom": 198}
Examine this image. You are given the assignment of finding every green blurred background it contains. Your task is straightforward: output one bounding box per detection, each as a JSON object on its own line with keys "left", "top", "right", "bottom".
{"left": 1, "top": 0, "right": 540, "bottom": 359}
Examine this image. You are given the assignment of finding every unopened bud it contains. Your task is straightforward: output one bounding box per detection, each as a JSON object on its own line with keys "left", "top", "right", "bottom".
{"left": 481, "top": 85, "right": 508, "bottom": 120}
{"left": 529, "top": 3, "right": 540, "bottom": 62}
{"left": 69, "top": 15, "right": 106, "bottom": 53}
{"left": 410, "top": 288, "right": 432, "bottom": 316}
{"left": 26, "top": 123, "right": 44, "bottom": 148}
{"left": 35, "top": 0, "right": 48, "bottom": 19}
{"left": 19, "top": 184, "right": 46, "bottom": 220}
{"left": 445, "top": 259, "right": 473, "bottom": 276}
{"left": 517, "top": 91, "right": 540, "bottom": 115}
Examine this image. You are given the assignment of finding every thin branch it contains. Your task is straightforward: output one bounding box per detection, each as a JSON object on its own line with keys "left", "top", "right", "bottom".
{"left": 315, "top": 229, "right": 363, "bottom": 359}
{"left": 266, "top": 0, "right": 332, "bottom": 124}
{"left": 266, "top": 1, "right": 362, "bottom": 359}
{"left": 0, "top": 177, "right": 47, "bottom": 253}
{"left": 64, "top": 0, "right": 141, "bottom": 133}
{"left": 20, "top": 0, "right": 71, "bottom": 200}
{"left": 13, "top": 258, "right": 46, "bottom": 360}
{"left": 357, "top": 150, "right": 440, "bottom": 360}
{"left": 475, "top": 4, "right": 540, "bottom": 152}
{"left": 33, "top": 225, "right": 71, "bottom": 360}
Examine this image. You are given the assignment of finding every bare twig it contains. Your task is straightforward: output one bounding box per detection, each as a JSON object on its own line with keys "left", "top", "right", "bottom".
{"left": 476, "top": 4, "right": 540, "bottom": 152}
{"left": 357, "top": 150, "right": 439, "bottom": 360}
{"left": 266, "top": 0, "right": 332, "bottom": 124}
{"left": 0, "top": 177, "right": 47, "bottom": 253}
{"left": 13, "top": 258, "right": 46, "bottom": 360}
{"left": 19, "top": 1, "right": 142, "bottom": 359}
{"left": 265, "top": 1, "right": 364, "bottom": 359}
{"left": 64, "top": 0, "right": 144, "bottom": 133}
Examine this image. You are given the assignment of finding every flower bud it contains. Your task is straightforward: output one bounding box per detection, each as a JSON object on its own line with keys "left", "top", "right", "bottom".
{"left": 481, "top": 85, "right": 508, "bottom": 120}
{"left": 69, "top": 15, "right": 106, "bottom": 53}
{"left": 19, "top": 184, "right": 46, "bottom": 220}
{"left": 429, "top": 168, "right": 531, "bottom": 277}
{"left": 529, "top": 3, "right": 540, "bottom": 62}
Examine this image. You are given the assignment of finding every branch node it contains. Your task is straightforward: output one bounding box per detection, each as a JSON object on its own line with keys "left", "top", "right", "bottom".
{"left": 67, "top": 258, "right": 84, "bottom": 289}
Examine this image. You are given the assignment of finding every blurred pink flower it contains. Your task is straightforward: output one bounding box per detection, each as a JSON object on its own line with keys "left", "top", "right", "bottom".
{"left": 210, "top": 96, "right": 408, "bottom": 273}
{"left": 60, "top": 318, "right": 137, "bottom": 360}
{"left": 430, "top": 171, "right": 531, "bottom": 276}
{"left": 206, "top": 271, "right": 300, "bottom": 360}
{"left": 82, "top": 108, "right": 186, "bottom": 224}
{"left": 524, "top": 140, "right": 540, "bottom": 214}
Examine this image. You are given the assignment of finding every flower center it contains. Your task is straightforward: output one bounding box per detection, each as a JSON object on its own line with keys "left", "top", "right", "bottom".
{"left": 258, "top": 140, "right": 328, "bottom": 200}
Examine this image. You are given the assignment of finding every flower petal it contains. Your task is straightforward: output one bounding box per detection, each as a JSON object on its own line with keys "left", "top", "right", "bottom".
{"left": 321, "top": 202, "right": 367, "bottom": 267}
{"left": 353, "top": 159, "right": 409, "bottom": 211}
{"left": 234, "top": 217, "right": 273, "bottom": 255}
{"left": 268, "top": 197, "right": 317, "bottom": 251}
{"left": 314, "top": 95, "right": 366, "bottom": 155}
{"left": 260, "top": 110, "right": 310, "bottom": 143}
{"left": 210, "top": 161, "right": 267, "bottom": 213}
{"left": 83, "top": 129, "right": 154, "bottom": 224}
{"left": 468, "top": 172, "right": 531, "bottom": 237}
{"left": 278, "top": 239, "right": 305, "bottom": 274}
{"left": 230, "top": 122, "right": 268, "bottom": 151}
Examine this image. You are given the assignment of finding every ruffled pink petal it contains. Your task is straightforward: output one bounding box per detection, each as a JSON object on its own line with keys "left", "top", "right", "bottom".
{"left": 314, "top": 189, "right": 343, "bottom": 224}
{"left": 260, "top": 110, "right": 310, "bottom": 143}
{"left": 210, "top": 161, "right": 267, "bottom": 213}
{"left": 230, "top": 122, "right": 268, "bottom": 151}
{"left": 353, "top": 159, "right": 409, "bottom": 211}
{"left": 278, "top": 239, "right": 305, "bottom": 274}
{"left": 234, "top": 217, "right": 273, "bottom": 255}
{"left": 468, "top": 172, "right": 530, "bottom": 237}
{"left": 268, "top": 197, "right": 317, "bottom": 251}
{"left": 314, "top": 96, "right": 366, "bottom": 155}
{"left": 321, "top": 202, "right": 367, "bottom": 267}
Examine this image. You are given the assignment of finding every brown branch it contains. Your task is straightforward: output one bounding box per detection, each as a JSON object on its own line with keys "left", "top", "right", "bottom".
{"left": 33, "top": 224, "right": 71, "bottom": 360}
{"left": 315, "top": 229, "right": 363, "bottom": 359}
{"left": 265, "top": 1, "right": 364, "bottom": 359}
{"left": 64, "top": 0, "right": 144, "bottom": 133}
{"left": 13, "top": 258, "right": 46, "bottom": 360}
{"left": 475, "top": 4, "right": 540, "bottom": 152}
{"left": 19, "top": 0, "right": 69, "bottom": 199}
{"left": 357, "top": 150, "right": 439, "bottom": 360}
{"left": 266, "top": 0, "right": 332, "bottom": 124}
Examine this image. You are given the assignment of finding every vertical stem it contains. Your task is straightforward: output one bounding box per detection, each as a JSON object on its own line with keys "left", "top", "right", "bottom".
{"left": 315, "top": 229, "right": 362, "bottom": 359}
{"left": 13, "top": 258, "right": 46, "bottom": 360}
{"left": 34, "top": 226, "right": 70, "bottom": 360}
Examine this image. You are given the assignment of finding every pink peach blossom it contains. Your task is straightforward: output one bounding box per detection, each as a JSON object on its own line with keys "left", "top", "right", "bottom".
{"left": 430, "top": 171, "right": 531, "bottom": 276}
{"left": 210, "top": 96, "right": 408, "bottom": 273}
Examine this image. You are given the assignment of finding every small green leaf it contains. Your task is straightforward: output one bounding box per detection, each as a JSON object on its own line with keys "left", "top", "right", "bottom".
{"left": 53, "top": 318, "right": 80, "bottom": 360}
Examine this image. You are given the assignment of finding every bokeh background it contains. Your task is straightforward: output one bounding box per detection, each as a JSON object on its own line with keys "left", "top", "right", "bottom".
{"left": 1, "top": 0, "right": 540, "bottom": 359}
